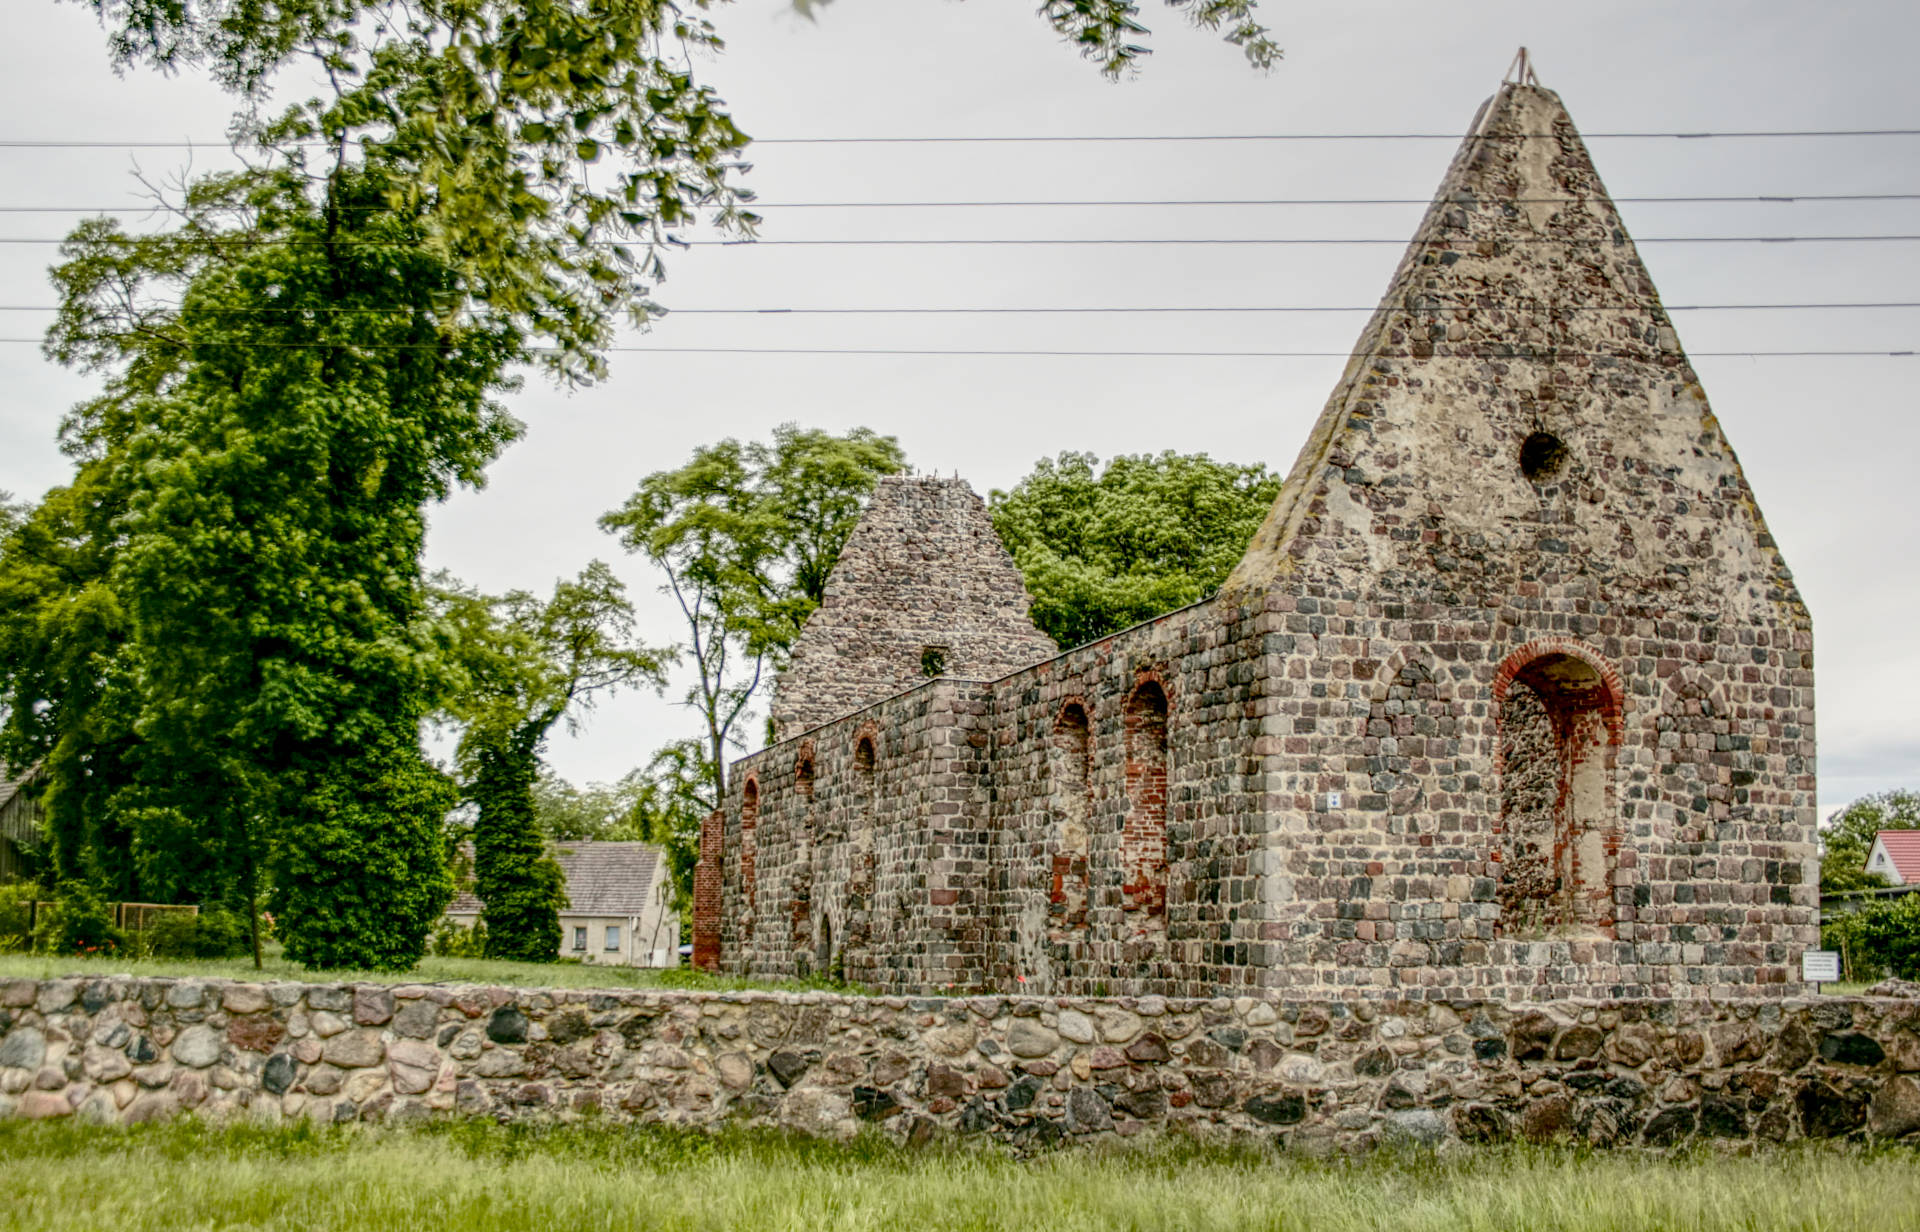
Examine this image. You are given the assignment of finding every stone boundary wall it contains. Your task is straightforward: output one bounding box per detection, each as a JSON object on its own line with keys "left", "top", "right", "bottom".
{"left": 3, "top": 977, "right": 1917, "bottom": 1150}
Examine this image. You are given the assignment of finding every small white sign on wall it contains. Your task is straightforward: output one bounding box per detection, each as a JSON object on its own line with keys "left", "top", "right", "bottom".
{"left": 1801, "top": 950, "right": 1841, "bottom": 983}
{"left": 1325, "top": 792, "right": 1342, "bottom": 811}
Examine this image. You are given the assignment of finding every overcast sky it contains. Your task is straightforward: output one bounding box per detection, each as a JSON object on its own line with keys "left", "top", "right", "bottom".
{"left": 2, "top": 1, "right": 1916, "bottom": 818}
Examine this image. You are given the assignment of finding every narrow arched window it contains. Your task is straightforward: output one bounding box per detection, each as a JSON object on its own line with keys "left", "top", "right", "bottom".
{"left": 1049, "top": 703, "right": 1093, "bottom": 938}
{"left": 1123, "top": 682, "right": 1170, "bottom": 933}
{"left": 740, "top": 777, "right": 760, "bottom": 919}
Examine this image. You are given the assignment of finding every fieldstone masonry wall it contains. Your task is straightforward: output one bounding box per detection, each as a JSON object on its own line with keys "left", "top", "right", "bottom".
{"left": 4, "top": 978, "right": 1919, "bottom": 1150}
{"left": 770, "top": 476, "right": 1057, "bottom": 740}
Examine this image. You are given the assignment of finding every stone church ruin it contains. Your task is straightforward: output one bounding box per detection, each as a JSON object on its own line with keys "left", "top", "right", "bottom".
{"left": 693, "top": 81, "right": 1817, "bottom": 1001}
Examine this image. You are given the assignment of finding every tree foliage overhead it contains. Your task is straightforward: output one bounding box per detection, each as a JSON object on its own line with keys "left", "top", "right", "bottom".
{"left": 989, "top": 451, "right": 1281, "bottom": 649}
{"left": 793, "top": 0, "right": 1279, "bottom": 76}
{"left": 434, "top": 563, "right": 667, "bottom": 961}
{"left": 0, "top": 0, "right": 758, "bottom": 968}
{"left": 601, "top": 424, "right": 906, "bottom": 801}
{"left": 1820, "top": 789, "right": 1920, "bottom": 895}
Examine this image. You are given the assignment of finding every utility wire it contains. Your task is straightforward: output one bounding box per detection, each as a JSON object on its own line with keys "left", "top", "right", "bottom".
{"left": 2, "top": 193, "right": 1918, "bottom": 212}
{"left": 2, "top": 130, "right": 1919, "bottom": 149}
{"left": 4, "top": 302, "right": 1917, "bottom": 315}
{"left": 0, "top": 338, "right": 1907, "bottom": 358}
{"left": 2, "top": 235, "right": 1918, "bottom": 248}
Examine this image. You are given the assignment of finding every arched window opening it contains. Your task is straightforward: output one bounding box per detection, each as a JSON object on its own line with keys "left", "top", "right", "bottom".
{"left": 1497, "top": 652, "right": 1617, "bottom": 933}
{"left": 740, "top": 777, "right": 760, "bottom": 919}
{"left": 790, "top": 752, "right": 816, "bottom": 966}
{"left": 1048, "top": 703, "right": 1093, "bottom": 940}
{"left": 1122, "top": 682, "right": 1170, "bottom": 935}
{"left": 847, "top": 735, "right": 878, "bottom": 962}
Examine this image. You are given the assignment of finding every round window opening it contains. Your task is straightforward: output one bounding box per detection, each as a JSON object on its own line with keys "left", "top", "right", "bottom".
{"left": 1519, "top": 431, "right": 1569, "bottom": 482}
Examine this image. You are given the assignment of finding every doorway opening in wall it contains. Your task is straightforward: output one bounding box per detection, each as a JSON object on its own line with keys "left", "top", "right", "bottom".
{"left": 1496, "top": 651, "right": 1619, "bottom": 936}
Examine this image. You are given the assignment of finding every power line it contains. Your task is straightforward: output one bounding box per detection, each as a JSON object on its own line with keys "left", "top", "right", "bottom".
{"left": 3, "top": 302, "right": 1917, "bottom": 316}
{"left": 2, "top": 130, "right": 1918, "bottom": 150}
{"left": 2, "top": 234, "right": 1918, "bottom": 248}
{"left": 2, "top": 193, "right": 1918, "bottom": 213}
{"left": 0, "top": 337, "right": 1906, "bottom": 358}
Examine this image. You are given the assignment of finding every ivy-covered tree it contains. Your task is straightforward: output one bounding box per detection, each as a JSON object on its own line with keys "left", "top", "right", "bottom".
{"left": 1821, "top": 789, "right": 1920, "bottom": 895}
{"left": 601, "top": 425, "right": 906, "bottom": 800}
{"left": 989, "top": 451, "right": 1282, "bottom": 648}
{"left": 436, "top": 564, "right": 666, "bottom": 961}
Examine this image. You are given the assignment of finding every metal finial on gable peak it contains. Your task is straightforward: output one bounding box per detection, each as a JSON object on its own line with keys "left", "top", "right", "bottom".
{"left": 1504, "top": 46, "right": 1541, "bottom": 87}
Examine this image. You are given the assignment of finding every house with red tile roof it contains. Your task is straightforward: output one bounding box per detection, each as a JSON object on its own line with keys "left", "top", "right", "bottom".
{"left": 1865, "top": 831, "right": 1920, "bottom": 886}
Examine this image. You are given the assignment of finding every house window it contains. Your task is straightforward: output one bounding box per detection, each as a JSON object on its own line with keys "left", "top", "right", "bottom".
{"left": 572, "top": 926, "right": 587, "bottom": 951}
{"left": 604, "top": 925, "right": 621, "bottom": 952}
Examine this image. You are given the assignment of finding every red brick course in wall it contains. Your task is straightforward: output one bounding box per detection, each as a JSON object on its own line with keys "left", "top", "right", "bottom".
{"left": 698, "top": 81, "right": 1819, "bottom": 1001}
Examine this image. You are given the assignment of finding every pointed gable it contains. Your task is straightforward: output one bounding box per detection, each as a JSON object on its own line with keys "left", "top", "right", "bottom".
{"left": 1868, "top": 832, "right": 1920, "bottom": 885}
{"left": 1227, "top": 83, "right": 1803, "bottom": 629}
{"left": 770, "top": 476, "right": 1057, "bottom": 739}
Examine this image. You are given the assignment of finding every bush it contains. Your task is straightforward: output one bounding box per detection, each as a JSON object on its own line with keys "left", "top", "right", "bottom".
{"left": 0, "top": 882, "right": 46, "bottom": 953}
{"left": 144, "top": 907, "right": 254, "bottom": 960}
{"left": 1823, "top": 891, "right": 1920, "bottom": 982}
{"left": 42, "top": 881, "right": 129, "bottom": 957}
{"left": 429, "top": 916, "right": 488, "bottom": 958}
{"left": 270, "top": 739, "right": 457, "bottom": 971}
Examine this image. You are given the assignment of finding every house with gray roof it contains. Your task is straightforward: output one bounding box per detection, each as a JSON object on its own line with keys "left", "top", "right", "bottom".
{"left": 447, "top": 840, "right": 680, "bottom": 967}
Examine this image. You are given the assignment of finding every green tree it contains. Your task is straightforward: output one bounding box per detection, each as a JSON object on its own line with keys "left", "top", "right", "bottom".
{"left": 989, "top": 451, "right": 1282, "bottom": 648}
{"left": 626, "top": 738, "right": 713, "bottom": 925}
{"left": 20, "top": 0, "right": 757, "bottom": 967}
{"left": 435, "top": 563, "right": 667, "bottom": 961}
{"left": 600, "top": 425, "right": 906, "bottom": 801}
{"left": 0, "top": 492, "right": 26, "bottom": 538}
{"left": 1823, "top": 891, "right": 1920, "bottom": 982}
{"left": 1820, "top": 789, "right": 1920, "bottom": 895}
{"left": 532, "top": 769, "right": 645, "bottom": 841}
{"left": 0, "top": 473, "right": 154, "bottom": 907}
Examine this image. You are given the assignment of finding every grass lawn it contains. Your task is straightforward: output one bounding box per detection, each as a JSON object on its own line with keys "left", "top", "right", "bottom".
{"left": 1, "top": 1118, "right": 1915, "bottom": 1232}
{"left": 0, "top": 946, "right": 860, "bottom": 996}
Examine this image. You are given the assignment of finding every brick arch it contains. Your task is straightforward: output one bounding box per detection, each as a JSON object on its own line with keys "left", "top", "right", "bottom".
{"left": 1128, "top": 666, "right": 1174, "bottom": 717}
{"left": 1653, "top": 664, "right": 1729, "bottom": 725}
{"left": 1491, "top": 638, "right": 1626, "bottom": 753}
{"left": 850, "top": 720, "right": 881, "bottom": 766}
{"left": 1364, "top": 649, "right": 1442, "bottom": 702}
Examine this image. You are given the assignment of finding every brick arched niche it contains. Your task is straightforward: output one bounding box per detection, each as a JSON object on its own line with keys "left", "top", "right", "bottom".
{"left": 1122, "top": 679, "right": 1170, "bottom": 941}
{"left": 1048, "top": 700, "right": 1093, "bottom": 942}
{"left": 1492, "top": 641, "right": 1625, "bottom": 935}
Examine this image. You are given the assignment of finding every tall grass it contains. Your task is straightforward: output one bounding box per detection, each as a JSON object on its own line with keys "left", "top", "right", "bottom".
{"left": 0, "top": 947, "right": 864, "bottom": 995}
{"left": 1, "top": 1117, "right": 1913, "bottom": 1231}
